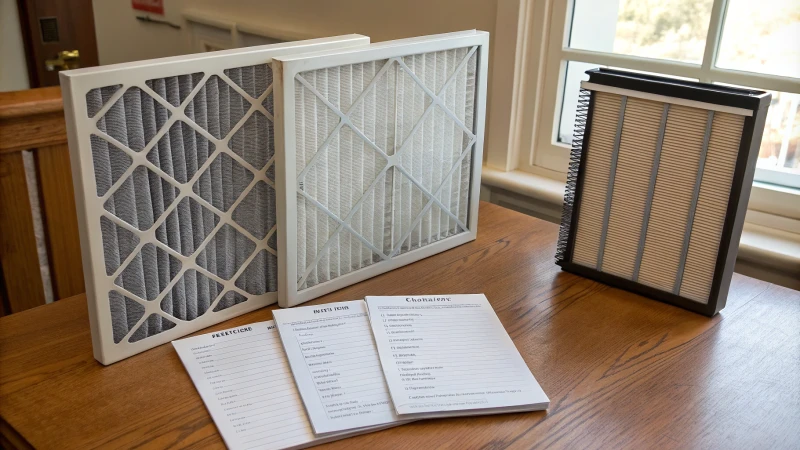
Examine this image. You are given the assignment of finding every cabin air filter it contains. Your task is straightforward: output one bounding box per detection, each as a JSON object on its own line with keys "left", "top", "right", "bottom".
{"left": 556, "top": 69, "right": 770, "bottom": 316}
{"left": 60, "top": 35, "right": 370, "bottom": 365}
{"left": 273, "top": 30, "right": 489, "bottom": 307}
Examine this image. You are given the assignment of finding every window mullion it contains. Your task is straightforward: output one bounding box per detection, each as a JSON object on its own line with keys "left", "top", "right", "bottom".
{"left": 700, "top": 0, "right": 729, "bottom": 83}
{"left": 709, "top": 68, "right": 800, "bottom": 95}
{"left": 527, "top": 0, "right": 570, "bottom": 171}
{"left": 560, "top": 48, "right": 703, "bottom": 80}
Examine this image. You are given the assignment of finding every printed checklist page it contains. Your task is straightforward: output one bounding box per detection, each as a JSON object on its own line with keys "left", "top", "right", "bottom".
{"left": 172, "top": 321, "right": 321, "bottom": 450}
{"left": 366, "top": 294, "right": 549, "bottom": 418}
{"left": 272, "top": 300, "right": 404, "bottom": 434}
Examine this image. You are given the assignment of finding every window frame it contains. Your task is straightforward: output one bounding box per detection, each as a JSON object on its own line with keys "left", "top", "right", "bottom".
{"left": 485, "top": 0, "right": 800, "bottom": 220}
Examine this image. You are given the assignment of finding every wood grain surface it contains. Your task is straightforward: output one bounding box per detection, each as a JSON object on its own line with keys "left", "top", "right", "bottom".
{"left": 0, "top": 87, "right": 63, "bottom": 119}
{"left": 0, "top": 86, "right": 77, "bottom": 316}
{"left": 0, "top": 87, "right": 66, "bottom": 154}
{"left": 0, "top": 151, "right": 47, "bottom": 313}
{"left": 34, "top": 143, "right": 84, "bottom": 300}
{"left": 0, "top": 202, "right": 798, "bottom": 449}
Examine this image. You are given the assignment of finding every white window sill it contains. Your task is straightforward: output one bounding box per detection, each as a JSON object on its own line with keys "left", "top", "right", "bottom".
{"left": 482, "top": 165, "right": 800, "bottom": 287}
{"left": 482, "top": 166, "right": 567, "bottom": 207}
{"left": 739, "top": 222, "right": 800, "bottom": 272}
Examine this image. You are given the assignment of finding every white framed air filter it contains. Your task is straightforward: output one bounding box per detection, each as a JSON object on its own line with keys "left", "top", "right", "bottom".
{"left": 61, "top": 35, "right": 370, "bottom": 365}
{"left": 556, "top": 69, "right": 770, "bottom": 316}
{"left": 273, "top": 30, "right": 489, "bottom": 307}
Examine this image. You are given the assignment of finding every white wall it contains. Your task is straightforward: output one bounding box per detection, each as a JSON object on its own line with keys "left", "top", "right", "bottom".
{"left": 93, "top": 0, "right": 190, "bottom": 65}
{"left": 190, "top": 0, "right": 497, "bottom": 42}
{"left": 0, "top": 0, "right": 31, "bottom": 92}
{"left": 91, "top": 0, "right": 499, "bottom": 154}
{"left": 92, "top": 0, "right": 497, "bottom": 65}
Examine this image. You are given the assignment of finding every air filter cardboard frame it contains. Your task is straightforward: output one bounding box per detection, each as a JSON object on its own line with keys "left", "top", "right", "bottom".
{"left": 61, "top": 35, "right": 370, "bottom": 365}
{"left": 556, "top": 68, "right": 771, "bottom": 316}
{"left": 273, "top": 30, "right": 490, "bottom": 307}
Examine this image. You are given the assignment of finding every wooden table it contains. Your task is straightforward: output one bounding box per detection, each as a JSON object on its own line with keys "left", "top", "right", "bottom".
{"left": 1, "top": 202, "right": 798, "bottom": 449}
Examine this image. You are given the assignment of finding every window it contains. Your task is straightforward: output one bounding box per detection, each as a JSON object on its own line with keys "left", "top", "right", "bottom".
{"left": 525, "top": 0, "right": 799, "bottom": 190}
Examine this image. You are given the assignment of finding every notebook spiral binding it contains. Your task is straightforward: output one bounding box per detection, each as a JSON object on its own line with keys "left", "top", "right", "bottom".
{"left": 555, "top": 88, "right": 591, "bottom": 264}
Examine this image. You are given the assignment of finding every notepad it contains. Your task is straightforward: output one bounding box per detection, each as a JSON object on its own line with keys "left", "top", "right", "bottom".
{"left": 171, "top": 321, "right": 390, "bottom": 450}
{"left": 173, "top": 295, "right": 548, "bottom": 446}
{"left": 365, "top": 294, "right": 549, "bottom": 417}
{"left": 272, "top": 300, "right": 405, "bottom": 434}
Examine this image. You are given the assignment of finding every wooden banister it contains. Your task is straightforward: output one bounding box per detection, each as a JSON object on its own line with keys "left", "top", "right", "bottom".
{"left": 0, "top": 86, "right": 64, "bottom": 118}
{"left": 0, "top": 87, "right": 67, "bottom": 154}
{"left": 0, "top": 87, "right": 83, "bottom": 316}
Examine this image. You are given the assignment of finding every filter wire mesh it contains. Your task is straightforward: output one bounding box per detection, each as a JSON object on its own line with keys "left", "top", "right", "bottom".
{"left": 293, "top": 46, "right": 478, "bottom": 290}
{"left": 85, "top": 65, "right": 278, "bottom": 345}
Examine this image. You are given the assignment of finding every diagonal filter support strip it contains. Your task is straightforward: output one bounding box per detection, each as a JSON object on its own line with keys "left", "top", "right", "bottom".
{"left": 62, "top": 35, "right": 372, "bottom": 364}
{"left": 294, "top": 59, "right": 397, "bottom": 183}
{"left": 393, "top": 46, "right": 478, "bottom": 138}
{"left": 296, "top": 46, "right": 477, "bottom": 186}
{"left": 294, "top": 47, "right": 477, "bottom": 236}
{"left": 279, "top": 32, "right": 488, "bottom": 305}
{"left": 390, "top": 137, "right": 476, "bottom": 257}
{"left": 99, "top": 154, "right": 265, "bottom": 307}
{"left": 295, "top": 189, "right": 391, "bottom": 289}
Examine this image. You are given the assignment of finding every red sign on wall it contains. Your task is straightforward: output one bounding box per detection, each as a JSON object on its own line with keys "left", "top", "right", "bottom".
{"left": 132, "top": 0, "right": 164, "bottom": 15}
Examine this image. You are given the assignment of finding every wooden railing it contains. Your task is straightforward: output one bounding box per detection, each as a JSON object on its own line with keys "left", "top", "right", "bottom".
{"left": 0, "top": 87, "right": 84, "bottom": 315}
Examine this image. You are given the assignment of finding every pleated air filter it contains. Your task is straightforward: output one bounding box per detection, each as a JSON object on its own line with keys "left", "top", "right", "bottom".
{"left": 556, "top": 69, "right": 770, "bottom": 316}
{"left": 273, "top": 30, "right": 489, "bottom": 307}
{"left": 61, "top": 35, "right": 370, "bottom": 364}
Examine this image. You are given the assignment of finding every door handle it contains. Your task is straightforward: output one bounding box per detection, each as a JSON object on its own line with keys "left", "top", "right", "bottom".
{"left": 45, "top": 50, "right": 80, "bottom": 71}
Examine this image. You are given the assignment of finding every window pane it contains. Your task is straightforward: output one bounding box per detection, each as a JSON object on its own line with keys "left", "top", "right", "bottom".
{"left": 558, "top": 62, "right": 601, "bottom": 144}
{"left": 757, "top": 91, "right": 800, "bottom": 174}
{"left": 717, "top": 0, "right": 800, "bottom": 78}
{"left": 570, "top": 0, "right": 713, "bottom": 64}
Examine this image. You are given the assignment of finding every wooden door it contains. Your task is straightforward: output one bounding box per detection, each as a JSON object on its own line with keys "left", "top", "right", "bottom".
{"left": 16, "top": 0, "right": 99, "bottom": 88}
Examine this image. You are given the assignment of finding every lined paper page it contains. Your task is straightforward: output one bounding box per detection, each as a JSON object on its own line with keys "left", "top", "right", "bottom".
{"left": 172, "top": 321, "right": 321, "bottom": 450}
{"left": 273, "top": 300, "right": 404, "bottom": 434}
{"left": 366, "top": 294, "right": 549, "bottom": 417}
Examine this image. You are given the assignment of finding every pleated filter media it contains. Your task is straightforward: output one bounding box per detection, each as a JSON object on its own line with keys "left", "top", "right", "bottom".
{"left": 556, "top": 69, "right": 770, "bottom": 316}
{"left": 61, "top": 36, "right": 370, "bottom": 364}
{"left": 274, "top": 31, "right": 489, "bottom": 307}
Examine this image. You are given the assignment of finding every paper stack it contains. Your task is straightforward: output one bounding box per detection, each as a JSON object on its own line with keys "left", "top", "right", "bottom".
{"left": 173, "top": 294, "right": 548, "bottom": 449}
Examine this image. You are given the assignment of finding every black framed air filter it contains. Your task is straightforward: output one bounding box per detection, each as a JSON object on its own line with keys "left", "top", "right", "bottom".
{"left": 556, "top": 69, "right": 771, "bottom": 316}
